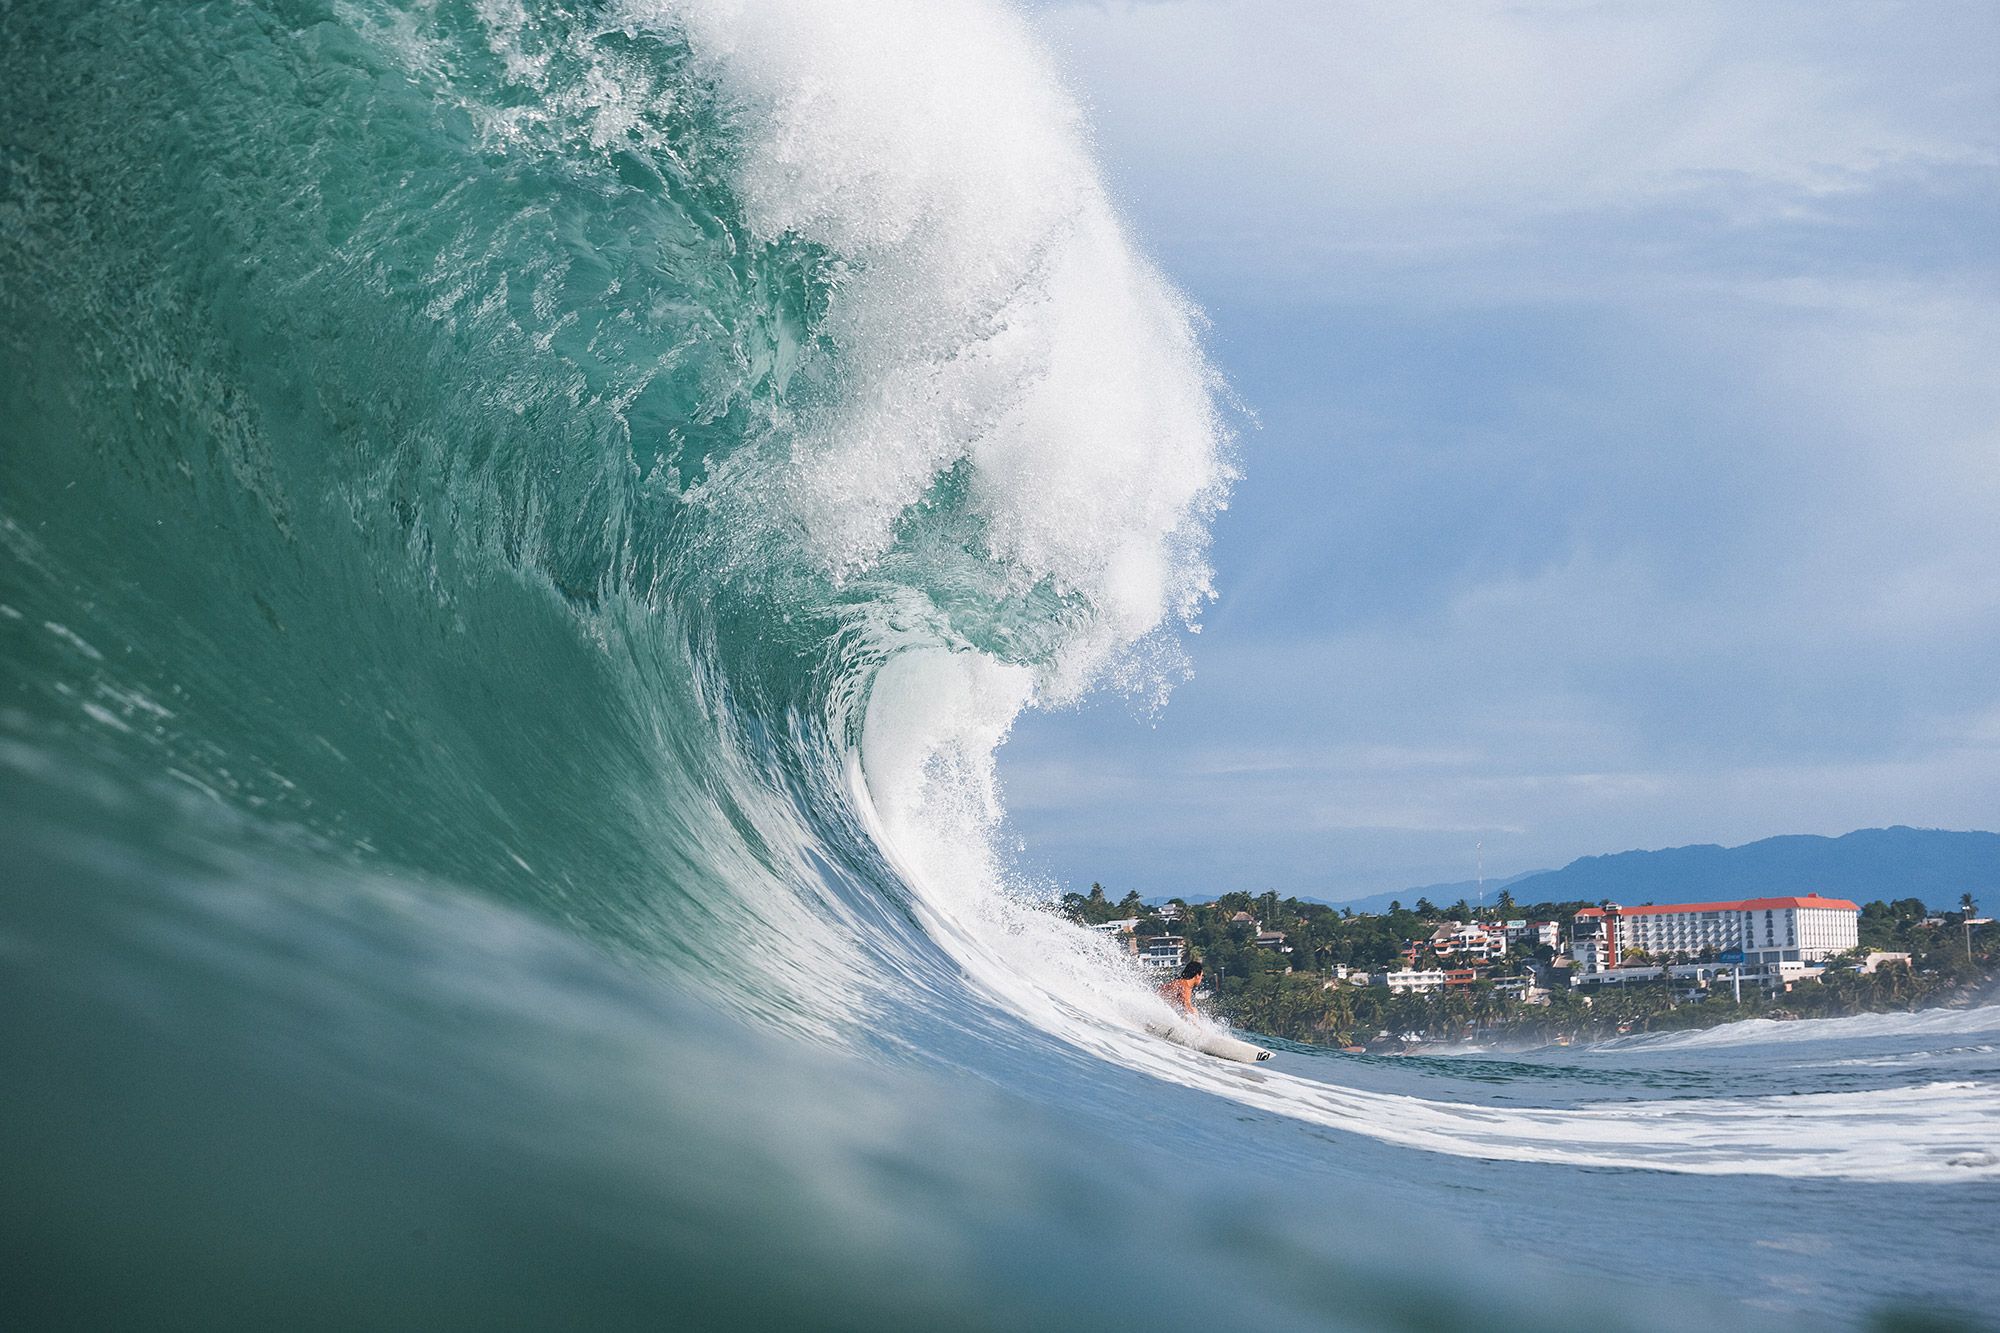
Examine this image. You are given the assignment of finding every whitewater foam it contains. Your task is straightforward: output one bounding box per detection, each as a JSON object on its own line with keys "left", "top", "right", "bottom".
{"left": 647, "top": 0, "right": 1230, "bottom": 701}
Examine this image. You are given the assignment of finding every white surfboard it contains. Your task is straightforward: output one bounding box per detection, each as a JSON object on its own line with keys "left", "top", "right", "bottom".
{"left": 1146, "top": 1021, "right": 1273, "bottom": 1063}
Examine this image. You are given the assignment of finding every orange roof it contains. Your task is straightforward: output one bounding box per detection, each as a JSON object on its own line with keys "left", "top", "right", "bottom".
{"left": 1574, "top": 895, "right": 1858, "bottom": 918}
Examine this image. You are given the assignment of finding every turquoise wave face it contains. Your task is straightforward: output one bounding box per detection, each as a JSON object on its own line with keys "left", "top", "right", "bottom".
{"left": 0, "top": 0, "right": 1235, "bottom": 1026}
{"left": 0, "top": 1, "right": 955, "bottom": 1028}
{"left": 0, "top": 0, "right": 1217, "bottom": 973}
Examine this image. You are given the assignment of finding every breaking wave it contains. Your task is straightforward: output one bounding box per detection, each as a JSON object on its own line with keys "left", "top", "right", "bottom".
{"left": 3, "top": 2, "right": 1996, "bottom": 1326}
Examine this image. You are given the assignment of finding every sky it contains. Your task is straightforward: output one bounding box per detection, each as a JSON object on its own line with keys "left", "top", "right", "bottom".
{"left": 996, "top": 0, "right": 2000, "bottom": 902}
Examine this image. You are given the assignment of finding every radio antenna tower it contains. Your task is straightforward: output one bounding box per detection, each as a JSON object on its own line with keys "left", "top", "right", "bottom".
{"left": 1476, "top": 841, "right": 1485, "bottom": 918}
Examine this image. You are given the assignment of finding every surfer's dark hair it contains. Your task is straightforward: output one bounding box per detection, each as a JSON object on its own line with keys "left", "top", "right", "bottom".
{"left": 1180, "top": 959, "right": 1203, "bottom": 980}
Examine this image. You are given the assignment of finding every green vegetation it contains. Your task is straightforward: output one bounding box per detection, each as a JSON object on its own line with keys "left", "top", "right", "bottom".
{"left": 1058, "top": 884, "right": 1997, "bottom": 1048}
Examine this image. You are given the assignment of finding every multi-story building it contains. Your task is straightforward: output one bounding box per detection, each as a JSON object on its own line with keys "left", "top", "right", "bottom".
{"left": 1370, "top": 967, "right": 1449, "bottom": 993}
{"left": 1427, "top": 922, "right": 1507, "bottom": 962}
{"left": 1138, "top": 935, "right": 1188, "bottom": 972}
{"left": 1571, "top": 896, "right": 1859, "bottom": 973}
{"left": 1504, "top": 920, "right": 1561, "bottom": 951}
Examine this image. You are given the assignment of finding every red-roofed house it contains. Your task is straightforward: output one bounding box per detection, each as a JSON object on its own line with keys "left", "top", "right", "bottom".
{"left": 1571, "top": 896, "right": 1859, "bottom": 973}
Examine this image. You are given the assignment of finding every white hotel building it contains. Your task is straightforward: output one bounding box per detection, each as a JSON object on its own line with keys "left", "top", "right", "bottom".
{"left": 1571, "top": 896, "right": 1859, "bottom": 973}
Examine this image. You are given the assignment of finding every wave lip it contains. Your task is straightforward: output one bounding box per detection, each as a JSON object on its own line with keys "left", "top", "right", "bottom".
{"left": 657, "top": 0, "right": 1232, "bottom": 694}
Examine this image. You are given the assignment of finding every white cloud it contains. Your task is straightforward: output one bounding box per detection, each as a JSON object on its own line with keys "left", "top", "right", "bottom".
{"left": 1031, "top": 0, "right": 1999, "bottom": 289}
{"left": 997, "top": 0, "right": 2000, "bottom": 896}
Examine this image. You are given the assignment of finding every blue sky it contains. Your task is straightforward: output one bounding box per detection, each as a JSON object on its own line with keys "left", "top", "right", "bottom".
{"left": 998, "top": 0, "right": 2000, "bottom": 900}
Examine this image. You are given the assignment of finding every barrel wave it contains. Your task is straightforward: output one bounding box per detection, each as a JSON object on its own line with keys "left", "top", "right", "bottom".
{"left": 3, "top": 3, "right": 1996, "bottom": 1329}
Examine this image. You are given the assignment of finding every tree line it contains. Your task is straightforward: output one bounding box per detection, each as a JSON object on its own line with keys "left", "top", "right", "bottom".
{"left": 1059, "top": 884, "right": 1994, "bottom": 1048}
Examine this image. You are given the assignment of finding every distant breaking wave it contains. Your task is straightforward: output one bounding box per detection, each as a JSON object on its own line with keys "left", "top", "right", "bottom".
{"left": 1585, "top": 1004, "right": 2000, "bottom": 1052}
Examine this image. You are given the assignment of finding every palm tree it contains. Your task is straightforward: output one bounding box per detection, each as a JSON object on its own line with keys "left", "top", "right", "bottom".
{"left": 1472, "top": 984, "right": 1505, "bottom": 1032}
{"left": 1320, "top": 985, "right": 1357, "bottom": 1045}
{"left": 1963, "top": 892, "right": 1979, "bottom": 962}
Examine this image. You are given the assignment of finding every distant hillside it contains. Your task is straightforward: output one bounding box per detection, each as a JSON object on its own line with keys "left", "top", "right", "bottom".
{"left": 1499, "top": 827, "right": 2000, "bottom": 911}
{"left": 1301, "top": 872, "right": 1544, "bottom": 918}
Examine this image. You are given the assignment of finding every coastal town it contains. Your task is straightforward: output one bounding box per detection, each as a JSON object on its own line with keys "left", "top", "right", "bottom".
{"left": 1060, "top": 884, "right": 1995, "bottom": 1048}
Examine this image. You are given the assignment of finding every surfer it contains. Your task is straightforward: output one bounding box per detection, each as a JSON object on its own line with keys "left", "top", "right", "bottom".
{"left": 1158, "top": 958, "right": 1203, "bottom": 1016}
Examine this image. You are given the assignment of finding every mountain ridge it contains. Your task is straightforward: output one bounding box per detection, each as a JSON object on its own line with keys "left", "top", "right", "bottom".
{"left": 1312, "top": 827, "right": 1998, "bottom": 915}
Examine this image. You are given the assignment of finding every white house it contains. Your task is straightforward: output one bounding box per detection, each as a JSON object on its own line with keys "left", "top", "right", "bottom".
{"left": 1369, "top": 968, "right": 1449, "bottom": 994}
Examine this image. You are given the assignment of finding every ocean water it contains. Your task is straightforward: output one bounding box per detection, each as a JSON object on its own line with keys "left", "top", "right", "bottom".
{"left": 2, "top": 2, "right": 1995, "bottom": 1328}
